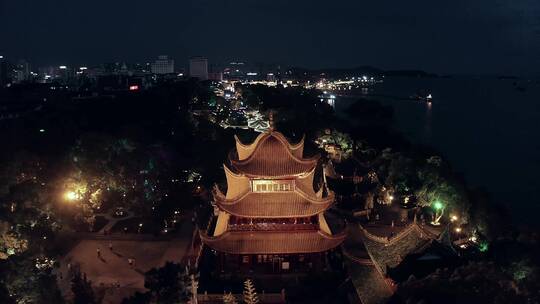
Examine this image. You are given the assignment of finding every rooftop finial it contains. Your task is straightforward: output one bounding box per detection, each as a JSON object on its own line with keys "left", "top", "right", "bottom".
{"left": 268, "top": 110, "right": 275, "bottom": 131}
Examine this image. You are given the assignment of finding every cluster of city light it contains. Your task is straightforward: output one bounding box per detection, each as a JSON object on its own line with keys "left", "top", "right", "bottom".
{"left": 313, "top": 76, "right": 379, "bottom": 91}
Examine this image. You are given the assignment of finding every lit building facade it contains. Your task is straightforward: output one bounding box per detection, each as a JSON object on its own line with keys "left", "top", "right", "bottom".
{"left": 151, "top": 55, "right": 175, "bottom": 74}
{"left": 201, "top": 127, "right": 346, "bottom": 273}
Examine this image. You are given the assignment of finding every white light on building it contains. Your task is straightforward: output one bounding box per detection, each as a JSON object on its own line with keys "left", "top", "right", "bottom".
{"left": 151, "top": 55, "right": 175, "bottom": 74}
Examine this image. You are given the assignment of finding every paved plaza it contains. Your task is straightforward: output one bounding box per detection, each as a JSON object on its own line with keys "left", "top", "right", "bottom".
{"left": 58, "top": 220, "right": 195, "bottom": 303}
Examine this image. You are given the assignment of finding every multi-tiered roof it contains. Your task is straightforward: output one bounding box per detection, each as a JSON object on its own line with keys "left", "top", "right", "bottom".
{"left": 201, "top": 130, "right": 346, "bottom": 255}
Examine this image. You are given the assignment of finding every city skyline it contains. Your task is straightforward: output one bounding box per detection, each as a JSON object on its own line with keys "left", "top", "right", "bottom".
{"left": 1, "top": 2, "right": 539, "bottom": 303}
{"left": 1, "top": 0, "right": 539, "bottom": 76}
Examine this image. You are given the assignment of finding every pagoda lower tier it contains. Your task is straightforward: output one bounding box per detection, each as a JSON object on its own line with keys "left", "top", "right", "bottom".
{"left": 201, "top": 229, "right": 346, "bottom": 255}
{"left": 200, "top": 213, "right": 346, "bottom": 274}
{"left": 201, "top": 227, "right": 345, "bottom": 274}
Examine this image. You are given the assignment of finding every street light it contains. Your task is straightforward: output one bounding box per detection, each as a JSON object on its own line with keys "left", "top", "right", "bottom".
{"left": 433, "top": 201, "right": 443, "bottom": 210}
{"left": 64, "top": 191, "right": 80, "bottom": 201}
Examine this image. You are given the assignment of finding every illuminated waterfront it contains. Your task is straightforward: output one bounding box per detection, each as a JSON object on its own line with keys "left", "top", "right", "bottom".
{"left": 337, "top": 76, "right": 540, "bottom": 225}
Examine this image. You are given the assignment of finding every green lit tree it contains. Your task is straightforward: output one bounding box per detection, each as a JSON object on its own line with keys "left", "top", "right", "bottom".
{"left": 415, "top": 157, "right": 469, "bottom": 225}
{"left": 431, "top": 200, "right": 445, "bottom": 225}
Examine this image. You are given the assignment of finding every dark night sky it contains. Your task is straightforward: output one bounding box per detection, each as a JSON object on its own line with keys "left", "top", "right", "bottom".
{"left": 1, "top": 0, "right": 539, "bottom": 75}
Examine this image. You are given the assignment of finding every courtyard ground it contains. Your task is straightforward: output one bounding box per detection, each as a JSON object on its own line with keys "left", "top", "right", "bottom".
{"left": 58, "top": 218, "right": 195, "bottom": 303}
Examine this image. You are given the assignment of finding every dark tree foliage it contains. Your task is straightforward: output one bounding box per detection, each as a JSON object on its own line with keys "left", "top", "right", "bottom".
{"left": 71, "top": 270, "right": 96, "bottom": 304}
{"left": 0, "top": 282, "right": 15, "bottom": 304}
{"left": 468, "top": 189, "right": 512, "bottom": 241}
{"left": 121, "top": 292, "right": 152, "bottom": 304}
{"left": 144, "top": 262, "right": 189, "bottom": 304}
{"left": 392, "top": 261, "right": 530, "bottom": 304}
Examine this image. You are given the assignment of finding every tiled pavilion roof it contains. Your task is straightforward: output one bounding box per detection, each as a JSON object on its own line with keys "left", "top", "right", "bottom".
{"left": 201, "top": 229, "right": 346, "bottom": 255}
{"left": 230, "top": 131, "right": 318, "bottom": 177}
{"left": 360, "top": 223, "right": 434, "bottom": 275}
{"left": 213, "top": 187, "right": 333, "bottom": 218}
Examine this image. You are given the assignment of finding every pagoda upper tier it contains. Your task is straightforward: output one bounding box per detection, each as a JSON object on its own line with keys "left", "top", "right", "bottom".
{"left": 229, "top": 132, "right": 319, "bottom": 178}
{"left": 216, "top": 131, "right": 333, "bottom": 218}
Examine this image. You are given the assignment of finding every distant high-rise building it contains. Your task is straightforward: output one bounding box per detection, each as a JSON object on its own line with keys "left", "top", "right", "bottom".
{"left": 151, "top": 55, "right": 175, "bottom": 74}
{"left": 189, "top": 57, "right": 208, "bottom": 80}
{"left": 14, "top": 60, "right": 31, "bottom": 83}
{"left": 0, "top": 55, "right": 8, "bottom": 87}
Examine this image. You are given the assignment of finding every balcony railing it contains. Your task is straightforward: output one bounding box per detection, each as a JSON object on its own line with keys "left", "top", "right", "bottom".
{"left": 228, "top": 223, "right": 318, "bottom": 232}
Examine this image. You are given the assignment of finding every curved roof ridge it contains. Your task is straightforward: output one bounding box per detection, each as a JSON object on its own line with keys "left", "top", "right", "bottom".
{"left": 288, "top": 134, "right": 305, "bottom": 150}
{"left": 386, "top": 223, "right": 418, "bottom": 245}
{"left": 359, "top": 221, "right": 431, "bottom": 245}
{"left": 225, "top": 161, "right": 318, "bottom": 178}
{"left": 201, "top": 229, "right": 345, "bottom": 242}
{"left": 359, "top": 224, "right": 391, "bottom": 244}
{"left": 299, "top": 165, "right": 317, "bottom": 178}
{"left": 213, "top": 184, "right": 227, "bottom": 199}
{"left": 200, "top": 225, "right": 346, "bottom": 254}
{"left": 234, "top": 133, "right": 265, "bottom": 149}
{"left": 412, "top": 222, "right": 438, "bottom": 239}
{"left": 234, "top": 133, "right": 267, "bottom": 161}
{"left": 317, "top": 228, "right": 347, "bottom": 240}
{"left": 223, "top": 163, "right": 244, "bottom": 177}
{"left": 235, "top": 131, "right": 304, "bottom": 150}
{"left": 232, "top": 132, "right": 318, "bottom": 166}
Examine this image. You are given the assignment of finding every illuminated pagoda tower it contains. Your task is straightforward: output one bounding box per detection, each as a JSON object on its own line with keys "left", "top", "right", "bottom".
{"left": 201, "top": 123, "right": 346, "bottom": 273}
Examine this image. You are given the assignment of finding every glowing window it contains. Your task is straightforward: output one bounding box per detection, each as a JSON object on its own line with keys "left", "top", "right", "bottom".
{"left": 251, "top": 180, "right": 295, "bottom": 192}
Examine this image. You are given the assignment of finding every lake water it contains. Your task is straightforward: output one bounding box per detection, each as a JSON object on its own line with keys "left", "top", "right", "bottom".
{"left": 335, "top": 76, "right": 540, "bottom": 226}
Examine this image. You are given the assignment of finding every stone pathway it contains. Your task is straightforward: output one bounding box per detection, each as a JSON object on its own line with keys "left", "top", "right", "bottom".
{"left": 95, "top": 210, "right": 135, "bottom": 234}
